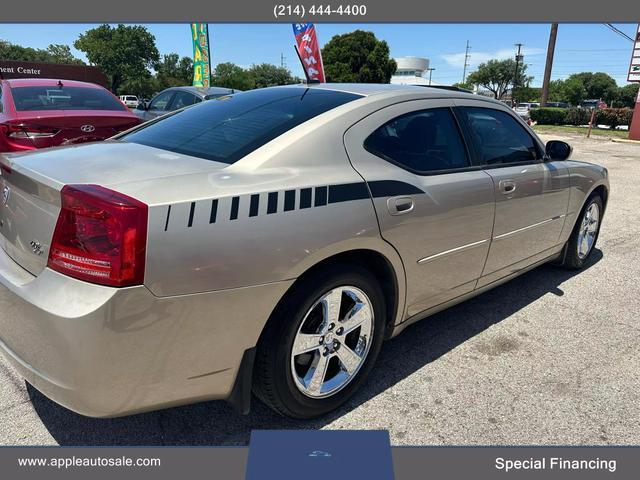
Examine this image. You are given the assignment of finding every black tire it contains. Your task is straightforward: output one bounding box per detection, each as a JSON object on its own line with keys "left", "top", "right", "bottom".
{"left": 253, "top": 264, "right": 386, "bottom": 419}
{"left": 561, "top": 194, "right": 603, "bottom": 269}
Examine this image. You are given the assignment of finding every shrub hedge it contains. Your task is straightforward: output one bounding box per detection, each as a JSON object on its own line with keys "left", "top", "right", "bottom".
{"left": 595, "top": 108, "right": 634, "bottom": 130}
{"left": 530, "top": 107, "right": 633, "bottom": 129}
{"left": 529, "top": 107, "right": 566, "bottom": 125}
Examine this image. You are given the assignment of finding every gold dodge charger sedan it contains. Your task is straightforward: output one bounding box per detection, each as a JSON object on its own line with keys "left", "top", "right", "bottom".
{"left": 0, "top": 84, "right": 608, "bottom": 418}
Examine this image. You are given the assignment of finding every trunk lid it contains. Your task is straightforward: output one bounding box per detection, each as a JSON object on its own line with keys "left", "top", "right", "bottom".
{"left": 0, "top": 141, "right": 223, "bottom": 276}
{"left": 5, "top": 111, "right": 140, "bottom": 149}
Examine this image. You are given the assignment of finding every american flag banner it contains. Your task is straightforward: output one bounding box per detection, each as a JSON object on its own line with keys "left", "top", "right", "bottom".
{"left": 292, "top": 23, "right": 325, "bottom": 83}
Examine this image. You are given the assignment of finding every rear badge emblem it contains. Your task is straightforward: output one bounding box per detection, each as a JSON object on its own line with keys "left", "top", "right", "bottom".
{"left": 2, "top": 186, "right": 10, "bottom": 206}
{"left": 30, "top": 240, "right": 44, "bottom": 256}
{"left": 81, "top": 125, "right": 95, "bottom": 133}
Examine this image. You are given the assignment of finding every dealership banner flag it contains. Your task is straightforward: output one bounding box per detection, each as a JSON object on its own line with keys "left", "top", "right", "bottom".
{"left": 292, "top": 23, "right": 325, "bottom": 83}
{"left": 191, "top": 23, "right": 211, "bottom": 87}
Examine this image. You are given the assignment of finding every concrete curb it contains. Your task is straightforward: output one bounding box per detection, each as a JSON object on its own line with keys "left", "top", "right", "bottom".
{"left": 611, "top": 137, "right": 640, "bottom": 145}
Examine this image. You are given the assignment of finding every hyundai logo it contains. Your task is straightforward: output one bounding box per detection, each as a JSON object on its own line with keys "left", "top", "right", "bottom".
{"left": 80, "top": 125, "right": 95, "bottom": 133}
{"left": 2, "top": 186, "right": 10, "bottom": 206}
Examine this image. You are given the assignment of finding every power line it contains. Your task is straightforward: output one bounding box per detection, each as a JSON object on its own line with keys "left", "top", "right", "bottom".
{"left": 603, "top": 23, "right": 634, "bottom": 42}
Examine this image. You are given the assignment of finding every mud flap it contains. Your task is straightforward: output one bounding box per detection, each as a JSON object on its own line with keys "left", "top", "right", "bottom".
{"left": 226, "top": 347, "right": 256, "bottom": 415}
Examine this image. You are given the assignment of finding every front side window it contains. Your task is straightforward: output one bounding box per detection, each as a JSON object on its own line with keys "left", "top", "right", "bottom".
{"left": 148, "top": 91, "right": 174, "bottom": 111}
{"left": 121, "top": 87, "right": 360, "bottom": 164}
{"left": 462, "top": 107, "right": 540, "bottom": 166}
{"left": 364, "top": 107, "right": 469, "bottom": 174}
{"left": 10, "top": 86, "right": 127, "bottom": 111}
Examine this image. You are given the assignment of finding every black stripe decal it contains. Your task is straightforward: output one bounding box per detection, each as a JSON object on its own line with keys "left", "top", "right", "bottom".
{"left": 209, "top": 199, "right": 218, "bottom": 223}
{"left": 284, "top": 190, "right": 295, "bottom": 211}
{"left": 249, "top": 194, "right": 260, "bottom": 217}
{"left": 299, "top": 188, "right": 312, "bottom": 209}
{"left": 328, "top": 182, "right": 369, "bottom": 204}
{"left": 187, "top": 202, "right": 196, "bottom": 227}
{"left": 230, "top": 196, "right": 239, "bottom": 220}
{"left": 314, "top": 186, "right": 328, "bottom": 207}
{"left": 368, "top": 180, "right": 425, "bottom": 198}
{"left": 164, "top": 205, "right": 171, "bottom": 231}
{"left": 267, "top": 192, "right": 278, "bottom": 214}
{"left": 167, "top": 181, "right": 424, "bottom": 231}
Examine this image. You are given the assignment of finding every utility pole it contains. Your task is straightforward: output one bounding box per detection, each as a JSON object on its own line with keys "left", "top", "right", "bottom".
{"left": 280, "top": 52, "right": 286, "bottom": 69}
{"left": 462, "top": 40, "right": 471, "bottom": 83}
{"left": 427, "top": 67, "right": 435, "bottom": 86}
{"left": 540, "top": 24, "right": 558, "bottom": 107}
{"left": 513, "top": 43, "right": 524, "bottom": 103}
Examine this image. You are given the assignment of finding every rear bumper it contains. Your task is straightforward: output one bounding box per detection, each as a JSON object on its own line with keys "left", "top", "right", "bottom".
{"left": 0, "top": 246, "right": 293, "bottom": 417}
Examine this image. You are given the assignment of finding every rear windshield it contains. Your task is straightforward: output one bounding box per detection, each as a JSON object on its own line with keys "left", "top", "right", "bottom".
{"left": 120, "top": 87, "right": 361, "bottom": 164}
{"left": 11, "top": 86, "right": 128, "bottom": 112}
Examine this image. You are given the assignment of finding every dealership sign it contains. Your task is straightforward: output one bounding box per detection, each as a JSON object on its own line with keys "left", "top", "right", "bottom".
{"left": 628, "top": 24, "right": 640, "bottom": 82}
{"left": 0, "top": 60, "right": 108, "bottom": 87}
{"left": 292, "top": 23, "right": 325, "bottom": 83}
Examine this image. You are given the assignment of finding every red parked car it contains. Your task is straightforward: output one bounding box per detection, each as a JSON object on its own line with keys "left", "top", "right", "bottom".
{"left": 0, "top": 78, "right": 141, "bottom": 152}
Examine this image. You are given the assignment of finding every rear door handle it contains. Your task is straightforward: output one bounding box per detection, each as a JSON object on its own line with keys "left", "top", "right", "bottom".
{"left": 387, "top": 196, "right": 414, "bottom": 216}
{"left": 499, "top": 180, "right": 517, "bottom": 194}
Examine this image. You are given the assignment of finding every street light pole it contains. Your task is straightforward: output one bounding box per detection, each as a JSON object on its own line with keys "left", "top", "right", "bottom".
{"left": 513, "top": 43, "right": 524, "bottom": 104}
{"left": 427, "top": 67, "right": 435, "bottom": 86}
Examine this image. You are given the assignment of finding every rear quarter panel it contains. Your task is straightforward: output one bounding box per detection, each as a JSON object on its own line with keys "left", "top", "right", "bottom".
{"left": 118, "top": 96, "right": 411, "bottom": 299}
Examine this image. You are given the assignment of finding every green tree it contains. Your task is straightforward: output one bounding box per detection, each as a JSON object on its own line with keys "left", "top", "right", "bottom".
{"left": 154, "top": 53, "right": 193, "bottom": 89}
{"left": 560, "top": 76, "right": 588, "bottom": 106}
{"left": 512, "top": 86, "right": 541, "bottom": 102}
{"left": 74, "top": 24, "right": 159, "bottom": 94}
{"left": 565, "top": 72, "right": 617, "bottom": 103}
{"left": 547, "top": 79, "right": 566, "bottom": 102}
{"left": 466, "top": 59, "right": 532, "bottom": 99}
{"left": 45, "top": 44, "right": 84, "bottom": 64}
{"left": 321, "top": 30, "right": 396, "bottom": 83}
{"left": 452, "top": 81, "right": 475, "bottom": 91}
{"left": 119, "top": 74, "right": 158, "bottom": 98}
{"left": 248, "top": 63, "right": 299, "bottom": 88}
{"left": 0, "top": 39, "right": 84, "bottom": 64}
{"left": 616, "top": 83, "right": 640, "bottom": 108}
{"left": 212, "top": 62, "right": 255, "bottom": 91}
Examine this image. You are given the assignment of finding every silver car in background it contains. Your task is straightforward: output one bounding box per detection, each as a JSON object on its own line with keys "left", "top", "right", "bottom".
{"left": 0, "top": 84, "right": 608, "bottom": 419}
{"left": 134, "top": 85, "right": 238, "bottom": 122}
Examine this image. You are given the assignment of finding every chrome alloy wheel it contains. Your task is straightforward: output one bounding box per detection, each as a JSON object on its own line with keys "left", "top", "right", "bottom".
{"left": 577, "top": 202, "right": 600, "bottom": 259}
{"left": 290, "top": 286, "right": 374, "bottom": 399}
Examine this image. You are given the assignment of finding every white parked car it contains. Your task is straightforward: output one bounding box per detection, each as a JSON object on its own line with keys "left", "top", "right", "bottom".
{"left": 514, "top": 102, "right": 539, "bottom": 119}
{"left": 119, "top": 95, "right": 139, "bottom": 108}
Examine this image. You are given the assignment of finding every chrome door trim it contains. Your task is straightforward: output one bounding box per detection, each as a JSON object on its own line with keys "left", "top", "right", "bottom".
{"left": 417, "top": 239, "right": 489, "bottom": 264}
{"left": 492, "top": 214, "right": 566, "bottom": 241}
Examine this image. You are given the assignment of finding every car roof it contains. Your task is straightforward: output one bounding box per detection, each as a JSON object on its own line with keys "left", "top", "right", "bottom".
{"left": 2, "top": 78, "right": 103, "bottom": 89}
{"left": 298, "top": 82, "right": 499, "bottom": 103}
{"left": 164, "top": 86, "right": 238, "bottom": 97}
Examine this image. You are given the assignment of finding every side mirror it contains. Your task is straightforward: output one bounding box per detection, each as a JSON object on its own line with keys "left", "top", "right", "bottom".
{"left": 136, "top": 102, "right": 148, "bottom": 111}
{"left": 545, "top": 140, "right": 572, "bottom": 161}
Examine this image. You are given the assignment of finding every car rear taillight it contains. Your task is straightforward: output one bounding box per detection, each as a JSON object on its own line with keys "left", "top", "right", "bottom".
{"left": 1, "top": 123, "right": 60, "bottom": 139}
{"left": 47, "top": 185, "right": 148, "bottom": 287}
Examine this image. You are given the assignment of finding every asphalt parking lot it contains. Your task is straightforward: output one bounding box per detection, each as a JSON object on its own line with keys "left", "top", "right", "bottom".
{"left": 0, "top": 133, "right": 638, "bottom": 446}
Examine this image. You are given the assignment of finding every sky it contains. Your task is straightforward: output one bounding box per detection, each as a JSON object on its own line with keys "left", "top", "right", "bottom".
{"left": 0, "top": 23, "right": 637, "bottom": 87}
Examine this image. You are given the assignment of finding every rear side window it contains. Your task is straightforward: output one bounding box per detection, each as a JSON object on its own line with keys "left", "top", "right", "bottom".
{"left": 461, "top": 107, "right": 540, "bottom": 166}
{"left": 121, "top": 87, "right": 361, "bottom": 164}
{"left": 364, "top": 108, "right": 469, "bottom": 174}
{"left": 11, "top": 86, "right": 127, "bottom": 112}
